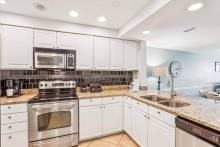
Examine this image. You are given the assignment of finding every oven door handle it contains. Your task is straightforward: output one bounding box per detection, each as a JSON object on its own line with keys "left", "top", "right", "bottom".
{"left": 31, "top": 103, "right": 76, "bottom": 112}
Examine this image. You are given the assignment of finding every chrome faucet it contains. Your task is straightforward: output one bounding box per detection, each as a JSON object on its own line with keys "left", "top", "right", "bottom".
{"left": 170, "top": 77, "right": 176, "bottom": 98}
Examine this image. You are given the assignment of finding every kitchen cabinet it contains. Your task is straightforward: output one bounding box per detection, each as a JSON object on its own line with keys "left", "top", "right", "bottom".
{"left": 34, "top": 29, "right": 57, "bottom": 48}
{"left": 131, "top": 106, "right": 148, "bottom": 147}
{"left": 124, "top": 40, "right": 138, "bottom": 70}
{"left": 34, "top": 30, "right": 76, "bottom": 50}
{"left": 123, "top": 103, "right": 132, "bottom": 135}
{"left": 79, "top": 105, "right": 102, "bottom": 140}
{"left": 148, "top": 116, "right": 175, "bottom": 147}
{"left": 57, "top": 32, "right": 76, "bottom": 50}
{"left": 102, "top": 103, "right": 123, "bottom": 135}
{"left": 109, "top": 39, "right": 124, "bottom": 70}
{"left": 1, "top": 103, "right": 28, "bottom": 147}
{"left": 76, "top": 34, "right": 94, "bottom": 70}
{"left": 1, "top": 25, "right": 33, "bottom": 69}
{"left": 94, "top": 37, "right": 109, "bottom": 70}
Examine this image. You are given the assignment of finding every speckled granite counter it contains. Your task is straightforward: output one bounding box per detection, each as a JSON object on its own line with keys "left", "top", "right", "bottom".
{"left": 1, "top": 88, "right": 220, "bottom": 132}
{"left": 78, "top": 90, "right": 220, "bottom": 132}
{"left": 0, "top": 89, "right": 37, "bottom": 105}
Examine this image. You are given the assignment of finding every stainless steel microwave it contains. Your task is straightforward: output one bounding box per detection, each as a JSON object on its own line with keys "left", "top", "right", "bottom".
{"left": 34, "top": 48, "right": 76, "bottom": 69}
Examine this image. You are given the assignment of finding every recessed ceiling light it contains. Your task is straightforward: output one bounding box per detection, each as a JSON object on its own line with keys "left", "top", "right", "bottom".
{"left": 0, "top": 0, "right": 6, "bottom": 4}
{"left": 98, "top": 16, "right": 107, "bottom": 22}
{"left": 142, "top": 30, "right": 151, "bottom": 35}
{"left": 69, "top": 11, "right": 79, "bottom": 17}
{"left": 188, "top": 3, "right": 203, "bottom": 11}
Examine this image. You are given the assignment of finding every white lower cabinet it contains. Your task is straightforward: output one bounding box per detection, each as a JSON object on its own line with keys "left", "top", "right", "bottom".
{"left": 1, "top": 104, "right": 28, "bottom": 147}
{"left": 131, "top": 107, "right": 148, "bottom": 147}
{"left": 123, "top": 103, "right": 132, "bottom": 135}
{"left": 148, "top": 116, "right": 175, "bottom": 147}
{"left": 79, "top": 97, "right": 123, "bottom": 141}
{"left": 79, "top": 105, "right": 102, "bottom": 140}
{"left": 102, "top": 103, "right": 123, "bottom": 135}
{"left": 80, "top": 96, "right": 176, "bottom": 147}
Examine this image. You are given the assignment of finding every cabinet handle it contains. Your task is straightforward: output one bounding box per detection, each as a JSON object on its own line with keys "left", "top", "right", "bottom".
{"left": 8, "top": 136, "right": 12, "bottom": 139}
{"left": 148, "top": 117, "right": 150, "bottom": 119}
{"left": 144, "top": 115, "right": 147, "bottom": 118}
{"left": 8, "top": 106, "right": 11, "bottom": 109}
{"left": 137, "top": 102, "right": 140, "bottom": 105}
{"left": 8, "top": 116, "right": 12, "bottom": 119}
{"left": 157, "top": 111, "right": 160, "bottom": 114}
{"left": 8, "top": 126, "right": 12, "bottom": 129}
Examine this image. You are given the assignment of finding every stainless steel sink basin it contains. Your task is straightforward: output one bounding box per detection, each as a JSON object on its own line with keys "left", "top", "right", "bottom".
{"left": 141, "top": 95, "right": 169, "bottom": 102}
{"left": 159, "top": 101, "right": 190, "bottom": 108}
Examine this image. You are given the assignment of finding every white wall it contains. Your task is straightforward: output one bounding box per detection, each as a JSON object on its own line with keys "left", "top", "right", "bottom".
{"left": 0, "top": 12, "right": 118, "bottom": 38}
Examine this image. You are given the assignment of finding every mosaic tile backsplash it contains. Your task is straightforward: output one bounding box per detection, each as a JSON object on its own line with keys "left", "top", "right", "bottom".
{"left": 0, "top": 70, "right": 133, "bottom": 89}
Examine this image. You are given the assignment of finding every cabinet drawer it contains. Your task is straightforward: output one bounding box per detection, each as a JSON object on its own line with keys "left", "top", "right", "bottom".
{"left": 1, "top": 103, "right": 27, "bottom": 114}
{"left": 1, "top": 112, "right": 28, "bottom": 124}
{"left": 1, "top": 131, "right": 28, "bottom": 147}
{"left": 123, "top": 96, "right": 132, "bottom": 104}
{"left": 149, "top": 106, "right": 176, "bottom": 127}
{"left": 80, "top": 98, "right": 102, "bottom": 107}
{"left": 103, "top": 96, "right": 123, "bottom": 104}
{"left": 1, "top": 122, "right": 28, "bottom": 134}
{"left": 131, "top": 99, "right": 148, "bottom": 113}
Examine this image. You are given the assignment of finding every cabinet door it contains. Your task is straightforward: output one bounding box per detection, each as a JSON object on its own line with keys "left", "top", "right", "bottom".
{"left": 124, "top": 103, "right": 132, "bottom": 136}
{"left": 94, "top": 37, "right": 109, "bottom": 70}
{"left": 109, "top": 39, "right": 123, "bottom": 70}
{"left": 124, "top": 41, "right": 138, "bottom": 70}
{"left": 1, "top": 131, "right": 28, "bottom": 147}
{"left": 76, "top": 34, "right": 94, "bottom": 70}
{"left": 102, "top": 103, "right": 123, "bottom": 135}
{"left": 34, "top": 29, "right": 57, "bottom": 48}
{"left": 80, "top": 106, "right": 102, "bottom": 140}
{"left": 57, "top": 32, "right": 76, "bottom": 50}
{"left": 148, "top": 117, "right": 175, "bottom": 147}
{"left": 1, "top": 25, "right": 33, "bottom": 69}
{"left": 131, "top": 107, "right": 148, "bottom": 147}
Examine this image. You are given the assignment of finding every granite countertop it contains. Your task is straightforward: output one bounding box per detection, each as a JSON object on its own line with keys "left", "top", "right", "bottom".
{"left": 1, "top": 88, "right": 220, "bottom": 132}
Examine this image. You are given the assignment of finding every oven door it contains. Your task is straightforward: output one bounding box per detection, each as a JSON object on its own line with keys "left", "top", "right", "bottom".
{"left": 34, "top": 52, "right": 66, "bottom": 69}
{"left": 28, "top": 100, "right": 78, "bottom": 141}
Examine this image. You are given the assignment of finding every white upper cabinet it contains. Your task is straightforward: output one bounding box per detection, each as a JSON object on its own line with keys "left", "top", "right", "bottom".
{"left": 34, "top": 30, "right": 56, "bottom": 48}
{"left": 57, "top": 32, "right": 76, "bottom": 50}
{"left": 76, "top": 34, "right": 94, "bottom": 70}
{"left": 1, "top": 25, "right": 33, "bottom": 69}
{"left": 94, "top": 37, "right": 109, "bottom": 70}
{"left": 124, "top": 41, "right": 138, "bottom": 70}
{"left": 109, "top": 39, "right": 124, "bottom": 70}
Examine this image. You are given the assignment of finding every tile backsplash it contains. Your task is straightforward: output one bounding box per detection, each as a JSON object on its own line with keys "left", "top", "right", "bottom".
{"left": 0, "top": 70, "right": 133, "bottom": 89}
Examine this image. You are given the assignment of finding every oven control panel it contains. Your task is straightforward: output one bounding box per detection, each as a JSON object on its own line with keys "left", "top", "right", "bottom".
{"left": 39, "top": 81, "right": 76, "bottom": 89}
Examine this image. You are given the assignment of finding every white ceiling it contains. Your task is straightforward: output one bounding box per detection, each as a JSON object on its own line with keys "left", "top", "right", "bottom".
{"left": 0, "top": 0, "right": 152, "bottom": 29}
{"left": 123, "top": 0, "right": 220, "bottom": 52}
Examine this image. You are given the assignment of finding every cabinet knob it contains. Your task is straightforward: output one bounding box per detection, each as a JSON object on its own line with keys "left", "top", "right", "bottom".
{"left": 8, "top": 106, "right": 11, "bottom": 109}
{"left": 8, "top": 136, "right": 12, "bottom": 139}
{"left": 128, "top": 106, "right": 131, "bottom": 109}
{"left": 144, "top": 115, "right": 147, "bottom": 118}
{"left": 8, "top": 126, "right": 12, "bottom": 129}
{"left": 100, "top": 106, "right": 102, "bottom": 109}
{"left": 137, "top": 102, "right": 140, "bottom": 105}
{"left": 157, "top": 111, "right": 161, "bottom": 114}
{"left": 148, "top": 117, "right": 150, "bottom": 119}
{"left": 8, "top": 116, "right": 12, "bottom": 119}
{"left": 112, "top": 97, "right": 115, "bottom": 100}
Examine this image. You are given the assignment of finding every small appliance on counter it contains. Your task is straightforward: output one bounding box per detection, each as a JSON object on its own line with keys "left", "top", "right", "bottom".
{"left": 90, "top": 83, "right": 102, "bottom": 93}
{"left": 80, "top": 81, "right": 89, "bottom": 93}
{"left": 0, "top": 80, "right": 6, "bottom": 97}
{"left": 6, "top": 79, "right": 22, "bottom": 97}
{"left": 129, "top": 79, "right": 140, "bottom": 92}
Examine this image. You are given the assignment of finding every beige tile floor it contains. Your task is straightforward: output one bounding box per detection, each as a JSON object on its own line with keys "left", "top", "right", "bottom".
{"left": 78, "top": 133, "right": 139, "bottom": 147}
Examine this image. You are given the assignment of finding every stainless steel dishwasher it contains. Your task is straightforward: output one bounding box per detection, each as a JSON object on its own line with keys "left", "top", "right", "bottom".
{"left": 176, "top": 117, "right": 220, "bottom": 147}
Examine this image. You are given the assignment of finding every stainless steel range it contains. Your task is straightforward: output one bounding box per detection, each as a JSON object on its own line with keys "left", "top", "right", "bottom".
{"left": 28, "top": 81, "right": 79, "bottom": 147}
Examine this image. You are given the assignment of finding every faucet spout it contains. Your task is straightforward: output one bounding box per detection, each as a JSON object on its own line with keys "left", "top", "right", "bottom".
{"left": 170, "top": 77, "right": 176, "bottom": 98}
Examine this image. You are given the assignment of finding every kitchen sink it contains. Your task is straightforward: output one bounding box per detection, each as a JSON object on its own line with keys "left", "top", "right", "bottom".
{"left": 159, "top": 100, "right": 190, "bottom": 108}
{"left": 141, "top": 95, "right": 169, "bottom": 102}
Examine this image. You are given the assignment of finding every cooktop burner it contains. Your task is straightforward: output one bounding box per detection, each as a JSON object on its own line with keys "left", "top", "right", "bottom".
{"left": 28, "top": 81, "right": 78, "bottom": 103}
